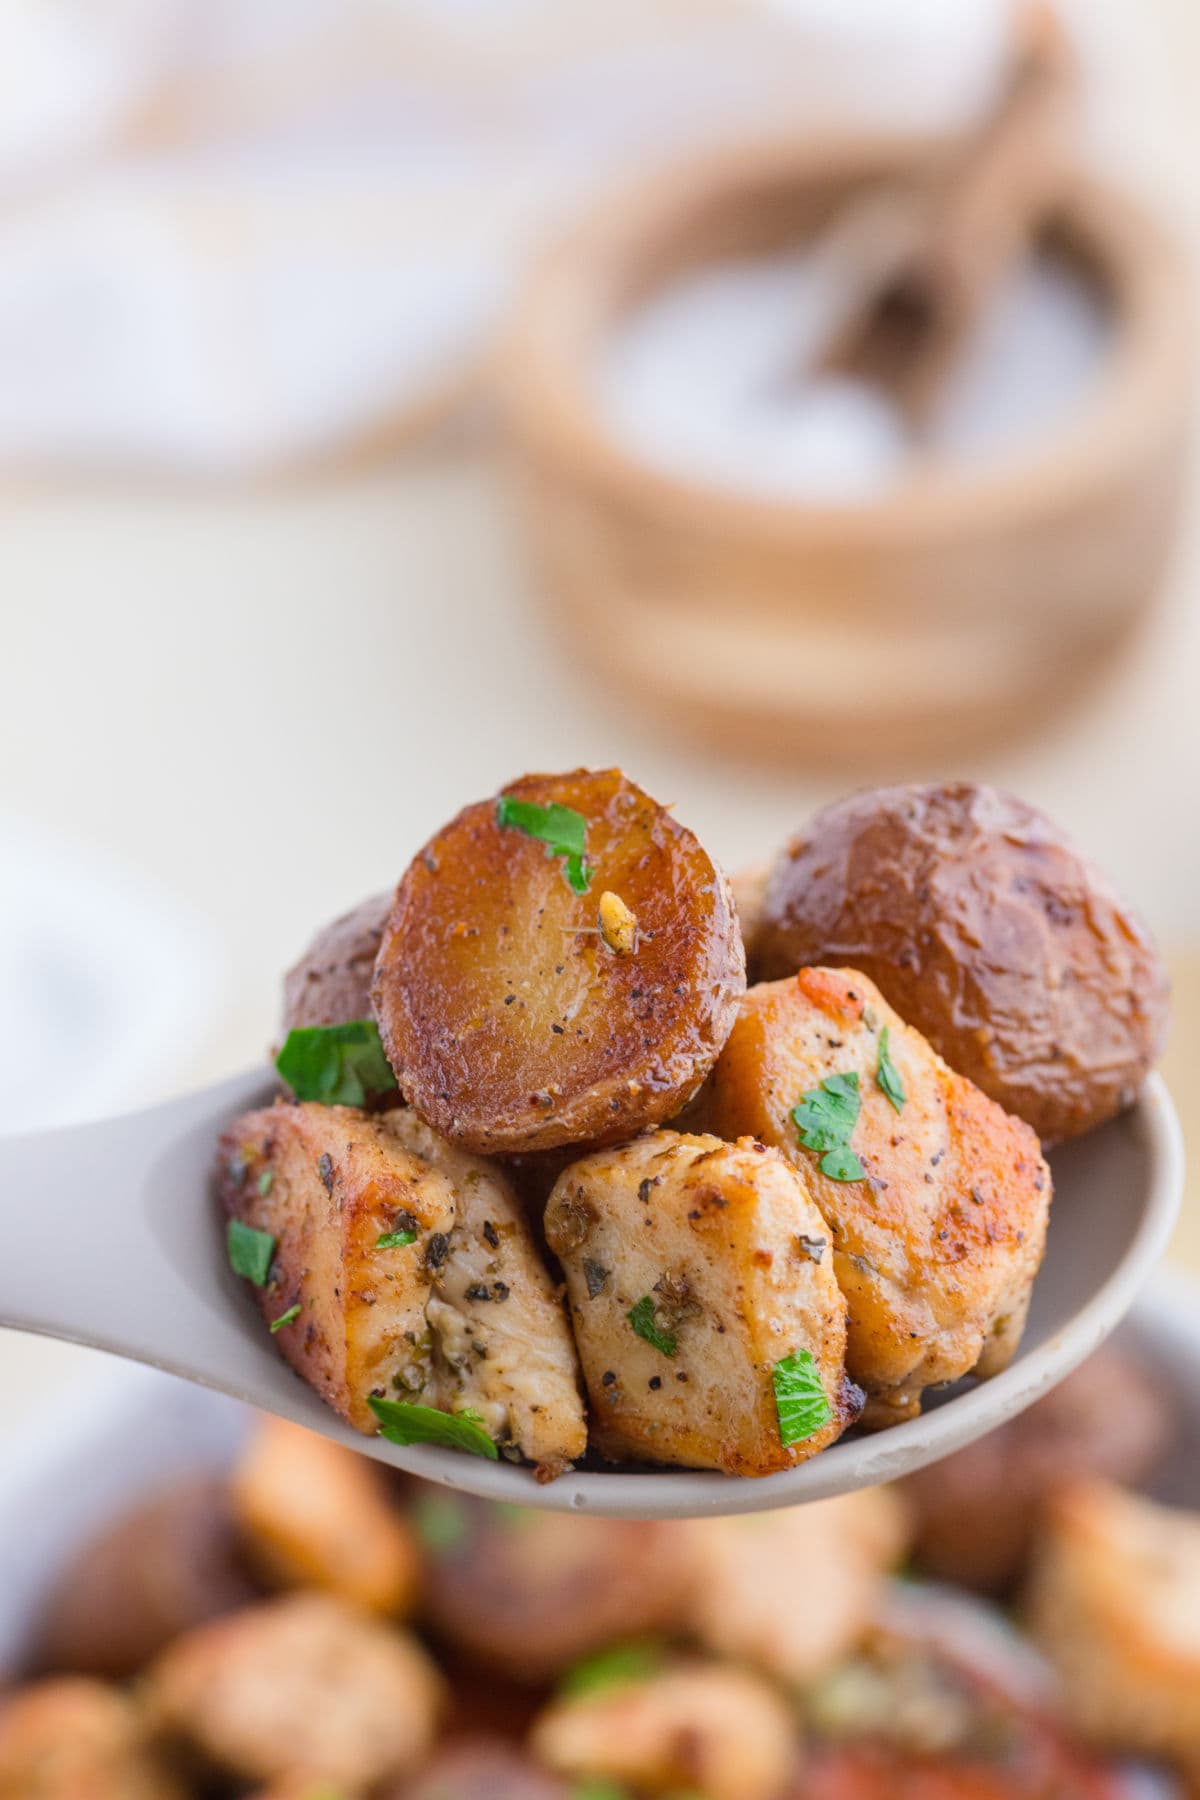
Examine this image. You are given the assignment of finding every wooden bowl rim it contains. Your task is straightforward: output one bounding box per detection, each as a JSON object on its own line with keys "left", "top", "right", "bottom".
{"left": 501, "top": 131, "right": 1194, "bottom": 548}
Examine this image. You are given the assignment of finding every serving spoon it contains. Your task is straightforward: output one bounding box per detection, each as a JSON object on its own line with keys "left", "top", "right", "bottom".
{"left": 0, "top": 1069, "right": 1182, "bottom": 1519}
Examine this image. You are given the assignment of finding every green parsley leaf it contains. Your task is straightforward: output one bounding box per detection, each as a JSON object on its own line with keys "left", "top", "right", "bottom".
{"left": 411, "top": 1492, "right": 469, "bottom": 1553}
{"left": 275, "top": 1019, "right": 398, "bottom": 1108}
{"left": 627, "top": 1294, "right": 677, "bottom": 1358}
{"left": 876, "top": 1025, "right": 906, "bottom": 1113}
{"left": 791, "top": 1071, "right": 864, "bottom": 1182}
{"left": 496, "top": 794, "right": 592, "bottom": 894}
{"left": 256, "top": 1167, "right": 274, "bottom": 1196}
{"left": 376, "top": 1228, "right": 417, "bottom": 1250}
{"left": 560, "top": 1640, "right": 664, "bottom": 1699}
{"left": 773, "top": 1348, "right": 833, "bottom": 1447}
{"left": 269, "top": 1303, "right": 302, "bottom": 1333}
{"left": 570, "top": 1784, "right": 633, "bottom": 1800}
{"left": 226, "top": 1219, "right": 275, "bottom": 1287}
{"left": 368, "top": 1396, "right": 499, "bottom": 1460}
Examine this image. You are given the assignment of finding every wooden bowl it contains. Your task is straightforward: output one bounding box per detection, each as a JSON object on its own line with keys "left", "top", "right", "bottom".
{"left": 500, "top": 135, "right": 1194, "bottom": 763}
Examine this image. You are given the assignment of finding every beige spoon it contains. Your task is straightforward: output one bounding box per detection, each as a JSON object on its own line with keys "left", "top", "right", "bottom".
{"left": 0, "top": 1068, "right": 1181, "bottom": 1518}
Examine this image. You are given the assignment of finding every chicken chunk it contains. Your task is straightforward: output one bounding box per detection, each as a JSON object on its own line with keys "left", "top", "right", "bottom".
{"left": 218, "top": 1101, "right": 455, "bottom": 1433}
{"left": 1027, "top": 1480, "right": 1200, "bottom": 1771}
{"left": 382, "top": 1109, "right": 586, "bottom": 1469}
{"left": 218, "top": 1102, "right": 584, "bottom": 1465}
{"left": 693, "top": 971, "right": 1051, "bottom": 1424}
{"left": 531, "top": 1661, "right": 797, "bottom": 1800}
{"left": 545, "top": 1131, "right": 860, "bottom": 1476}
{"left": 680, "top": 1487, "right": 908, "bottom": 1684}
{"left": 147, "top": 1593, "right": 441, "bottom": 1788}
{"left": 901, "top": 1348, "right": 1171, "bottom": 1593}
{"left": 416, "top": 1493, "right": 691, "bottom": 1682}
{"left": 281, "top": 890, "right": 391, "bottom": 1034}
{"left": 0, "top": 1678, "right": 186, "bottom": 1800}
{"left": 230, "top": 1416, "right": 420, "bottom": 1616}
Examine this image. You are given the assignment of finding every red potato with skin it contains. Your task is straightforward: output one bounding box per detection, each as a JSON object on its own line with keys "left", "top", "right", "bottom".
{"left": 372, "top": 769, "right": 745, "bottom": 1154}
{"left": 282, "top": 891, "right": 391, "bottom": 1035}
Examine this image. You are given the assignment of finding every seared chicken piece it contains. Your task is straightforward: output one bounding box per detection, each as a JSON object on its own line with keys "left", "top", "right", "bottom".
{"left": 147, "top": 1593, "right": 441, "bottom": 1788}
{"left": 545, "top": 1131, "right": 860, "bottom": 1476}
{"left": 218, "top": 1102, "right": 584, "bottom": 1466}
{"left": 230, "top": 1417, "right": 420, "bottom": 1616}
{"left": 680, "top": 1487, "right": 908, "bottom": 1684}
{"left": 531, "top": 1661, "right": 796, "bottom": 1800}
{"left": 0, "top": 1678, "right": 186, "bottom": 1800}
{"left": 694, "top": 970, "right": 1051, "bottom": 1424}
{"left": 281, "top": 890, "right": 391, "bottom": 1035}
{"left": 383, "top": 1109, "right": 586, "bottom": 1468}
{"left": 417, "top": 1494, "right": 692, "bottom": 1683}
{"left": 1028, "top": 1479, "right": 1200, "bottom": 1771}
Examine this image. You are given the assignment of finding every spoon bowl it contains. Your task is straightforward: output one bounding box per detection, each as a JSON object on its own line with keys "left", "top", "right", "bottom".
{"left": 0, "top": 1069, "right": 1182, "bottom": 1518}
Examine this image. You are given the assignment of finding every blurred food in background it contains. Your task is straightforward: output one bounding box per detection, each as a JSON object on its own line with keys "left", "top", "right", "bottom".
{"left": 1, "top": 1337, "right": 1196, "bottom": 1797}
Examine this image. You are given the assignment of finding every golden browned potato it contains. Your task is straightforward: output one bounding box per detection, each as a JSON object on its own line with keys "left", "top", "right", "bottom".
{"left": 218, "top": 1102, "right": 584, "bottom": 1465}
{"left": 388, "top": 1739, "right": 569, "bottom": 1800}
{"left": 282, "top": 891, "right": 391, "bottom": 1034}
{"left": 545, "top": 1130, "right": 859, "bottom": 1475}
{"left": 694, "top": 970, "right": 1051, "bottom": 1425}
{"left": 218, "top": 1101, "right": 455, "bottom": 1434}
{"left": 383, "top": 1109, "right": 586, "bottom": 1469}
{"left": 680, "top": 1487, "right": 908, "bottom": 1684}
{"left": 29, "top": 1476, "right": 258, "bottom": 1681}
{"left": 0, "top": 1678, "right": 186, "bottom": 1800}
{"left": 372, "top": 768, "right": 745, "bottom": 1154}
{"left": 417, "top": 1493, "right": 692, "bottom": 1682}
{"left": 531, "top": 1661, "right": 797, "bottom": 1800}
{"left": 1027, "top": 1480, "right": 1200, "bottom": 1769}
{"left": 756, "top": 783, "right": 1169, "bottom": 1144}
{"left": 901, "top": 1348, "right": 1172, "bottom": 1593}
{"left": 147, "top": 1593, "right": 442, "bottom": 1788}
{"left": 230, "top": 1417, "right": 420, "bottom": 1616}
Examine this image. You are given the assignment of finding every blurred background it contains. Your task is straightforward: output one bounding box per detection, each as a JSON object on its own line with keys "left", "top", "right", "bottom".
{"left": 1, "top": 0, "right": 1198, "bottom": 1423}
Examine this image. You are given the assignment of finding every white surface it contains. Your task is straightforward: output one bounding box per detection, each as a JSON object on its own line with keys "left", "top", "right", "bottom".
{"left": 601, "top": 251, "right": 1108, "bottom": 501}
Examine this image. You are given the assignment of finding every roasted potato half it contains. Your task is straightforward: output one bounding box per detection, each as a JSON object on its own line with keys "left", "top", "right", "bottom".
{"left": 218, "top": 1101, "right": 584, "bottom": 1465}
{"left": 147, "top": 1594, "right": 442, "bottom": 1788}
{"left": 230, "top": 1417, "right": 420, "bottom": 1616}
{"left": 531, "top": 1661, "right": 797, "bottom": 1800}
{"left": 30, "top": 1475, "right": 258, "bottom": 1681}
{"left": 545, "top": 1131, "right": 859, "bottom": 1475}
{"left": 756, "top": 783, "right": 1169, "bottom": 1144}
{"left": 694, "top": 970, "right": 1051, "bottom": 1425}
{"left": 0, "top": 1678, "right": 186, "bottom": 1800}
{"left": 282, "top": 890, "right": 391, "bottom": 1035}
{"left": 372, "top": 768, "right": 745, "bottom": 1154}
{"left": 901, "top": 1348, "right": 1171, "bottom": 1594}
{"left": 416, "top": 1493, "right": 691, "bottom": 1683}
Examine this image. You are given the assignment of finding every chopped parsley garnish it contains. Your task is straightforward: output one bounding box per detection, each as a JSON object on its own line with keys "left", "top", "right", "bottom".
{"left": 773, "top": 1348, "right": 833, "bottom": 1447}
{"left": 275, "top": 1019, "right": 398, "bottom": 1107}
{"left": 411, "top": 1492, "right": 469, "bottom": 1553}
{"left": 269, "top": 1303, "right": 301, "bottom": 1333}
{"left": 226, "top": 1219, "right": 275, "bottom": 1287}
{"left": 627, "top": 1294, "right": 677, "bottom": 1358}
{"left": 256, "top": 1167, "right": 274, "bottom": 1196}
{"left": 570, "top": 1784, "right": 634, "bottom": 1800}
{"left": 876, "top": 1025, "right": 906, "bottom": 1113}
{"left": 496, "top": 794, "right": 591, "bottom": 895}
{"left": 376, "top": 1228, "right": 417, "bottom": 1250}
{"left": 368, "top": 1395, "right": 498, "bottom": 1460}
{"left": 791, "top": 1071, "right": 864, "bottom": 1182}
{"left": 561, "top": 1640, "right": 664, "bottom": 1699}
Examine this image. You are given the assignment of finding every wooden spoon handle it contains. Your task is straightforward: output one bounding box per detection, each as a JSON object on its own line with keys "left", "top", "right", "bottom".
{"left": 819, "top": 2, "right": 1080, "bottom": 422}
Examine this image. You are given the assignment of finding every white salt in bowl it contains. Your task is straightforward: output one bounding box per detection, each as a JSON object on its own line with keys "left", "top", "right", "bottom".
{"left": 501, "top": 134, "right": 1193, "bottom": 763}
